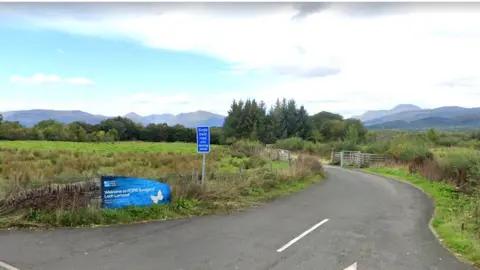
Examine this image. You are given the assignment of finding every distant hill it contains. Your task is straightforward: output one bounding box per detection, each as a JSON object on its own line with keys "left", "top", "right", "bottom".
{"left": 364, "top": 106, "right": 480, "bottom": 126}
{"left": 1, "top": 109, "right": 226, "bottom": 128}
{"left": 368, "top": 115, "right": 480, "bottom": 130}
{"left": 124, "top": 110, "right": 226, "bottom": 128}
{"left": 364, "top": 105, "right": 480, "bottom": 130}
{"left": 2, "top": 110, "right": 108, "bottom": 127}
{"left": 353, "top": 104, "right": 421, "bottom": 122}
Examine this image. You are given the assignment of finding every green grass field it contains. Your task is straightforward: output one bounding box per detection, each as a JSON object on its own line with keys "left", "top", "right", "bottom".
{"left": 0, "top": 141, "right": 222, "bottom": 154}
{"left": 0, "top": 140, "right": 325, "bottom": 228}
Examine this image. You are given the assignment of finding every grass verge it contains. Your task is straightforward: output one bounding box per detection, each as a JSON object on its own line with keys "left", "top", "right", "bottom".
{"left": 364, "top": 167, "right": 480, "bottom": 267}
{"left": 4, "top": 174, "right": 323, "bottom": 229}
{"left": 0, "top": 141, "right": 221, "bottom": 154}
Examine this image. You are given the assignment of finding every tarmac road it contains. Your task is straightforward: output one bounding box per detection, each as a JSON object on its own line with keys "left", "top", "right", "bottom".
{"left": 0, "top": 166, "right": 476, "bottom": 270}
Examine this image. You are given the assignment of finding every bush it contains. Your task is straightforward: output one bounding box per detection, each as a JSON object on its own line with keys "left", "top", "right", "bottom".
{"left": 387, "top": 135, "right": 433, "bottom": 161}
{"left": 434, "top": 148, "right": 480, "bottom": 185}
{"left": 437, "top": 137, "right": 460, "bottom": 147}
{"left": 230, "top": 140, "right": 264, "bottom": 157}
{"left": 360, "top": 140, "right": 390, "bottom": 154}
{"left": 244, "top": 156, "right": 270, "bottom": 169}
{"left": 332, "top": 140, "right": 359, "bottom": 152}
{"left": 275, "top": 137, "right": 309, "bottom": 151}
{"left": 275, "top": 137, "right": 332, "bottom": 157}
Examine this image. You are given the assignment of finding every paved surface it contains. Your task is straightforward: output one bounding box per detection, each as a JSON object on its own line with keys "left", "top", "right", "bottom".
{"left": 0, "top": 167, "right": 476, "bottom": 270}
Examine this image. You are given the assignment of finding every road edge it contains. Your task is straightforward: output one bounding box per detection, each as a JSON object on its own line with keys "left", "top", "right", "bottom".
{"left": 357, "top": 168, "right": 477, "bottom": 268}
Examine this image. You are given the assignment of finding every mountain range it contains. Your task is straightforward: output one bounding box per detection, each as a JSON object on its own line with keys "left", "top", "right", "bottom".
{"left": 354, "top": 105, "right": 480, "bottom": 130}
{"left": 1, "top": 110, "right": 226, "bottom": 128}
{"left": 2, "top": 104, "right": 480, "bottom": 130}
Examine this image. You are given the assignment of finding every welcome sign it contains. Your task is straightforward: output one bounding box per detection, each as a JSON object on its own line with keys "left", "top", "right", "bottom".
{"left": 101, "top": 176, "right": 171, "bottom": 209}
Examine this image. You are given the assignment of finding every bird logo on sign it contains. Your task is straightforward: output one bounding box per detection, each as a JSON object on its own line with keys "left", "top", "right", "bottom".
{"left": 150, "top": 190, "right": 164, "bottom": 204}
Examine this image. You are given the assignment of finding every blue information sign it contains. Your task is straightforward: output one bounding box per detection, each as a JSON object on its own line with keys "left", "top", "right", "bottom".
{"left": 101, "top": 176, "right": 171, "bottom": 209}
{"left": 196, "top": 126, "right": 210, "bottom": 153}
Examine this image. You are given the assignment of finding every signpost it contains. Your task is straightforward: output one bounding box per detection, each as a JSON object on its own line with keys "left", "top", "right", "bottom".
{"left": 196, "top": 126, "right": 210, "bottom": 185}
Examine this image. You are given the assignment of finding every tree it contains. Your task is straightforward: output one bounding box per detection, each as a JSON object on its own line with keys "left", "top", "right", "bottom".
{"left": 295, "top": 105, "right": 312, "bottom": 140}
{"left": 99, "top": 117, "right": 141, "bottom": 141}
{"left": 106, "top": 129, "right": 120, "bottom": 142}
{"left": 65, "top": 122, "right": 88, "bottom": 142}
{"left": 94, "top": 130, "right": 106, "bottom": 142}
{"left": 310, "top": 111, "right": 343, "bottom": 131}
{"left": 34, "top": 120, "right": 66, "bottom": 141}
{"left": 427, "top": 128, "right": 439, "bottom": 144}
{"left": 344, "top": 125, "right": 359, "bottom": 145}
{"left": 222, "top": 100, "right": 244, "bottom": 142}
{"left": 343, "top": 118, "right": 367, "bottom": 142}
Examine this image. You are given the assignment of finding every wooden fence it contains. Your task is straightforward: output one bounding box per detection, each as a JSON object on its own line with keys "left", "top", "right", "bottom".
{"left": 331, "top": 151, "right": 387, "bottom": 168}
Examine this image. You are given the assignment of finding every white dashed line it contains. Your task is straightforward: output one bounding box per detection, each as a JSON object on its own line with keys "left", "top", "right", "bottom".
{"left": 276, "top": 218, "right": 329, "bottom": 252}
{"left": 0, "top": 261, "right": 20, "bottom": 270}
{"left": 344, "top": 262, "right": 357, "bottom": 270}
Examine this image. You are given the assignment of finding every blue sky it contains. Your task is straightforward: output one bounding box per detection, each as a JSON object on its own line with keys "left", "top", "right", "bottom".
{"left": 1, "top": 3, "right": 479, "bottom": 116}
{"left": 0, "top": 21, "right": 275, "bottom": 116}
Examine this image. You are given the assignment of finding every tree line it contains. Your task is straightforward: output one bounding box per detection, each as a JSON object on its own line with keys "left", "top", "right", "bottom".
{"left": 0, "top": 98, "right": 367, "bottom": 144}
{"left": 222, "top": 98, "right": 367, "bottom": 144}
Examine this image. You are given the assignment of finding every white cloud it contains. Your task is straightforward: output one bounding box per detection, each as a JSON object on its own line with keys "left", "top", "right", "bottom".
{"left": 3, "top": 3, "right": 480, "bottom": 116}
{"left": 10, "top": 73, "right": 94, "bottom": 86}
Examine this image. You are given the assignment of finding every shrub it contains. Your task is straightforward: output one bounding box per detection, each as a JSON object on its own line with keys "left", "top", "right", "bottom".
{"left": 275, "top": 138, "right": 332, "bottom": 157}
{"left": 360, "top": 140, "right": 390, "bottom": 154}
{"left": 437, "top": 137, "right": 460, "bottom": 147}
{"left": 230, "top": 140, "right": 264, "bottom": 157}
{"left": 434, "top": 148, "right": 480, "bottom": 185}
{"left": 244, "top": 156, "right": 270, "bottom": 169}
{"left": 275, "top": 137, "right": 308, "bottom": 151}
{"left": 387, "top": 135, "right": 433, "bottom": 161}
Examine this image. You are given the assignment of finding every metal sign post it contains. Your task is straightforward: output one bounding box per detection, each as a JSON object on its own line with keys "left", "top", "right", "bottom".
{"left": 196, "top": 126, "right": 210, "bottom": 185}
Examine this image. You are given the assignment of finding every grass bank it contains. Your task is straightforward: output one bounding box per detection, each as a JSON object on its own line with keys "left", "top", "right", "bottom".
{"left": 364, "top": 166, "right": 480, "bottom": 266}
{"left": 0, "top": 140, "right": 325, "bottom": 228}
{"left": 4, "top": 168, "right": 323, "bottom": 228}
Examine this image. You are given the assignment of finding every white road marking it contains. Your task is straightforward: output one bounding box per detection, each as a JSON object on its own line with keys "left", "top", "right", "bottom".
{"left": 0, "top": 261, "right": 20, "bottom": 270}
{"left": 344, "top": 262, "right": 357, "bottom": 270}
{"left": 276, "top": 218, "right": 329, "bottom": 252}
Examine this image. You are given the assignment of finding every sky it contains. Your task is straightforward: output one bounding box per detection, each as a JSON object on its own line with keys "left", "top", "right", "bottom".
{"left": 1, "top": 3, "right": 480, "bottom": 117}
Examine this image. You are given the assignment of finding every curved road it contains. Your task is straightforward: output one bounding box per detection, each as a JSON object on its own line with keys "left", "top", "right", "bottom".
{"left": 0, "top": 167, "right": 476, "bottom": 270}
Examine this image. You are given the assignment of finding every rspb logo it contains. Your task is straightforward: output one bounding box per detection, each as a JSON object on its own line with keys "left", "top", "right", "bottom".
{"left": 104, "top": 181, "right": 117, "bottom": 187}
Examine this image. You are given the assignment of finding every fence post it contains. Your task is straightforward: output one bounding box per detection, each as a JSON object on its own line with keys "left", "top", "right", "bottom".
{"left": 288, "top": 151, "right": 292, "bottom": 168}
{"left": 340, "top": 151, "right": 344, "bottom": 168}
{"left": 194, "top": 168, "right": 199, "bottom": 181}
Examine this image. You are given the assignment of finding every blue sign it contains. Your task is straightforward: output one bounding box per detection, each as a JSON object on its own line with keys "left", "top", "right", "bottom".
{"left": 101, "top": 176, "right": 171, "bottom": 209}
{"left": 196, "top": 126, "right": 210, "bottom": 153}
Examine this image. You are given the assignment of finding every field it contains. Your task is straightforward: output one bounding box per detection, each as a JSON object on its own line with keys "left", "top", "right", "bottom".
{"left": 0, "top": 141, "right": 222, "bottom": 154}
{"left": 0, "top": 140, "right": 323, "bottom": 227}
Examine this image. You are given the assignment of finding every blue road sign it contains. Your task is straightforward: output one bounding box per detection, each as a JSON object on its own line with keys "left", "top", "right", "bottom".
{"left": 196, "top": 126, "right": 210, "bottom": 153}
